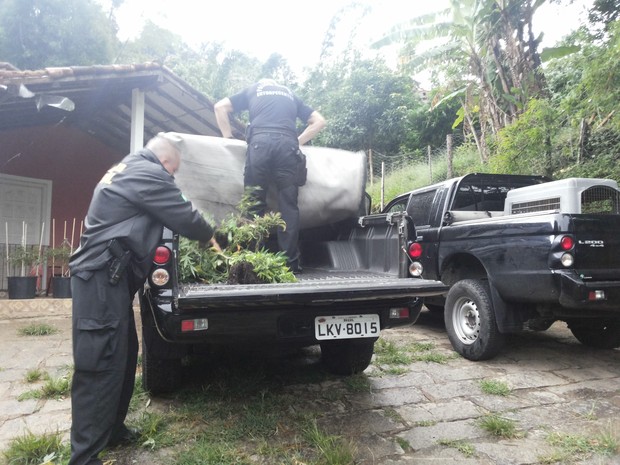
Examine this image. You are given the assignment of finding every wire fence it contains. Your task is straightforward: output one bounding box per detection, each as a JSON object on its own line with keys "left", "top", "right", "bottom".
{"left": 365, "top": 134, "right": 470, "bottom": 210}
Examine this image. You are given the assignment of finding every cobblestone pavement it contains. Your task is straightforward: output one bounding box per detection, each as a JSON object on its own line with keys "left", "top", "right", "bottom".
{"left": 0, "top": 299, "right": 619, "bottom": 464}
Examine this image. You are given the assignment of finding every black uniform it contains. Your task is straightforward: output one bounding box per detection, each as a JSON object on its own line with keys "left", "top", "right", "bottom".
{"left": 68, "top": 148, "right": 214, "bottom": 465}
{"left": 229, "top": 81, "right": 314, "bottom": 271}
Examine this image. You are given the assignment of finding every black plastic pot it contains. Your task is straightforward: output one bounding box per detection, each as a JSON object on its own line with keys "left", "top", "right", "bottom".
{"left": 7, "top": 276, "right": 37, "bottom": 299}
{"left": 51, "top": 276, "right": 71, "bottom": 298}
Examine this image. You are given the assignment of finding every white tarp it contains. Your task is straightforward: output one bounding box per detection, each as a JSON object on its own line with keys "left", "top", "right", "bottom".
{"left": 164, "top": 132, "right": 367, "bottom": 229}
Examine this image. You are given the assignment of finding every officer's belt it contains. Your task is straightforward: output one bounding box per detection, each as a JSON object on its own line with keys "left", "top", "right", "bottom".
{"left": 249, "top": 128, "right": 297, "bottom": 139}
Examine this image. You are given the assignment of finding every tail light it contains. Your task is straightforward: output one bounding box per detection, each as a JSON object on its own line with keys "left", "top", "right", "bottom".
{"left": 150, "top": 246, "right": 171, "bottom": 286}
{"left": 407, "top": 242, "right": 424, "bottom": 277}
{"left": 150, "top": 268, "right": 170, "bottom": 286}
{"left": 153, "top": 246, "right": 171, "bottom": 265}
{"left": 408, "top": 242, "right": 423, "bottom": 259}
{"left": 389, "top": 307, "right": 410, "bottom": 319}
{"left": 550, "top": 235, "right": 575, "bottom": 269}
{"left": 560, "top": 235, "right": 575, "bottom": 251}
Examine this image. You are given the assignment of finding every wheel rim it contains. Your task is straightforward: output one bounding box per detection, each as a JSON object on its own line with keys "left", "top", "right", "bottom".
{"left": 452, "top": 296, "right": 481, "bottom": 345}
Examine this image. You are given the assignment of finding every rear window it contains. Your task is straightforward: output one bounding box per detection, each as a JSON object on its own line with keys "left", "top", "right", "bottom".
{"left": 581, "top": 186, "right": 620, "bottom": 214}
{"left": 407, "top": 190, "right": 437, "bottom": 226}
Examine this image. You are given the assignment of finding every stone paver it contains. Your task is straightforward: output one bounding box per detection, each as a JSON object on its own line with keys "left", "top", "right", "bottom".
{"left": 0, "top": 300, "right": 619, "bottom": 464}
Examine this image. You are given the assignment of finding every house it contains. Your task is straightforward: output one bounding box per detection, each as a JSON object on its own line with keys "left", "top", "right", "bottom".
{"left": 0, "top": 62, "right": 243, "bottom": 291}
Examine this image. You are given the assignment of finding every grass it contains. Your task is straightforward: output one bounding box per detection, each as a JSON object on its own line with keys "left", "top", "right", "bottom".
{"left": 438, "top": 439, "right": 476, "bottom": 457}
{"left": 479, "top": 379, "right": 511, "bottom": 396}
{"left": 395, "top": 437, "right": 412, "bottom": 452}
{"left": 17, "top": 323, "right": 58, "bottom": 337}
{"left": 539, "top": 430, "right": 619, "bottom": 464}
{"left": 342, "top": 374, "right": 371, "bottom": 393}
{"left": 303, "top": 419, "right": 356, "bottom": 465}
{"left": 119, "top": 353, "right": 360, "bottom": 464}
{"left": 24, "top": 368, "right": 44, "bottom": 383}
{"left": 373, "top": 338, "right": 456, "bottom": 374}
{"left": 18, "top": 372, "right": 72, "bottom": 401}
{"left": 414, "top": 420, "right": 437, "bottom": 427}
{"left": 383, "top": 408, "right": 405, "bottom": 424}
{"left": 478, "top": 414, "right": 522, "bottom": 439}
{"left": 1, "top": 430, "right": 69, "bottom": 465}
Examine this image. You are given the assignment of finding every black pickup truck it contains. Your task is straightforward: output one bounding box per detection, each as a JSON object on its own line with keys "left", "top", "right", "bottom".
{"left": 139, "top": 212, "right": 448, "bottom": 394}
{"left": 384, "top": 173, "right": 620, "bottom": 360}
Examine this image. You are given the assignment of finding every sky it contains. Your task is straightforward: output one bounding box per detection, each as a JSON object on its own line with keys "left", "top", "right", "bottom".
{"left": 107, "top": 0, "right": 594, "bottom": 77}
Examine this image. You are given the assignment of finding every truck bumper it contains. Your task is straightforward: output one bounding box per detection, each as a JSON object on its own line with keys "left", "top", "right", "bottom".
{"left": 558, "top": 271, "right": 620, "bottom": 314}
{"left": 143, "top": 292, "right": 425, "bottom": 346}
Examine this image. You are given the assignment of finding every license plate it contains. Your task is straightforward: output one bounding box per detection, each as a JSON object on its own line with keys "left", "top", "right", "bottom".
{"left": 315, "top": 314, "right": 380, "bottom": 340}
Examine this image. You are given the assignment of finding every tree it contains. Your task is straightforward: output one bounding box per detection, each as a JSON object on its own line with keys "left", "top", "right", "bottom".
{"left": 115, "top": 20, "right": 187, "bottom": 66}
{"left": 260, "top": 53, "right": 297, "bottom": 86}
{"left": 303, "top": 56, "right": 422, "bottom": 157}
{"left": 490, "top": 98, "right": 558, "bottom": 176}
{"left": 0, "top": 0, "right": 118, "bottom": 69}
{"left": 589, "top": 0, "right": 620, "bottom": 36}
{"left": 372, "top": 0, "right": 551, "bottom": 162}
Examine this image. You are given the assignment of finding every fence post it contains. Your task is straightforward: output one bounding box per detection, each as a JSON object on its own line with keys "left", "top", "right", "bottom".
{"left": 428, "top": 145, "right": 432, "bottom": 183}
{"left": 447, "top": 134, "right": 453, "bottom": 178}
{"left": 380, "top": 162, "right": 385, "bottom": 211}
{"left": 368, "top": 148, "right": 374, "bottom": 186}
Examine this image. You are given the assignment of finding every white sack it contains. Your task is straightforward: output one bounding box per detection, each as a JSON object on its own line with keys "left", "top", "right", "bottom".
{"left": 163, "top": 132, "right": 367, "bottom": 229}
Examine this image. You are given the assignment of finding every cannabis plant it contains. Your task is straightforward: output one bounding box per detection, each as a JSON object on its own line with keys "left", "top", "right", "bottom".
{"left": 178, "top": 191, "right": 295, "bottom": 284}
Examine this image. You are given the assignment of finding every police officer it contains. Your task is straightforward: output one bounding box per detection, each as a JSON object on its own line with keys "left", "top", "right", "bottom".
{"left": 68, "top": 133, "right": 220, "bottom": 465}
{"left": 214, "top": 79, "right": 326, "bottom": 273}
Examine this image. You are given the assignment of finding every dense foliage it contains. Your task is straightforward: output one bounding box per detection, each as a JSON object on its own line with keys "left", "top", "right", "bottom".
{"left": 178, "top": 198, "right": 296, "bottom": 285}
{"left": 0, "top": 0, "right": 117, "bottom": 69}
{"left": 1, "top": 0, "right": 618, "bottom": 197}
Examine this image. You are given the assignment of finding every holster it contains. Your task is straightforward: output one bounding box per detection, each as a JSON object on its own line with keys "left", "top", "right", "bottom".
{"left": 295, "top": 149, "right": 307, "bottom": 186}
{"left": 106, "top": 239, "right": 132, "bottom": 286}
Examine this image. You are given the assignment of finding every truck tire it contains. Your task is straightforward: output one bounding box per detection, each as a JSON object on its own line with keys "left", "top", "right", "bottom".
{"left": 444, "top": 279, "right": 504, "bottom": 361}
{"left": 320, "top": 339, "right": 375, "bottom": 375}
{"left": 568, "top": 319, "right": 620, "bottom": 349}
{"left": 141, "top": 333, "right": 182, "bottom": 395}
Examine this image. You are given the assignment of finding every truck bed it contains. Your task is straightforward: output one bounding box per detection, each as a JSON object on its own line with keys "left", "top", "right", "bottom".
{"left": 179, "top": 268, "right": 447, "bottom": 309}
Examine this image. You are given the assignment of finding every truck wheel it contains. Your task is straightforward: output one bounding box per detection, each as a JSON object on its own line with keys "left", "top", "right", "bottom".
{"left": 142, "top": 334, "right": 182, "bottom": 395}
{"left": 444, "top": 279, "right": 504, "bottom": 361}
{"left": 568, "top": 319, "right": 620, "bottom": 349}
{"left": 320, "top": 339, "right": 375, "bottom": 375}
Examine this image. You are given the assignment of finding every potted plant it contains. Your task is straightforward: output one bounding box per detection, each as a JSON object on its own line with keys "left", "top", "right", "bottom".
{"left": 46, "top": 241, "right": 72, "bottom": 298}
{"left": 7, "top": 245, "right": 41, "bottom": 299}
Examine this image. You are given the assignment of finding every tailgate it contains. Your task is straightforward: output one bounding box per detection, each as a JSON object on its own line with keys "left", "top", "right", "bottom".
{"left": 572, "top": 215, "right": 620, "bottom": 278}
{"left": 178, "top": 270, "right": 447, "bottom": 310}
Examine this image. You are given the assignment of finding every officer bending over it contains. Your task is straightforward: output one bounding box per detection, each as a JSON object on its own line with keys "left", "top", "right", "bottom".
{"left": 68, "top": 133, "right": 220, "bottom": 465}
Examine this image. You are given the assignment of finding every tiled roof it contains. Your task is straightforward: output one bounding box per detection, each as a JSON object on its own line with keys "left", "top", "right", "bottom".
{"left": 0, "top": 62, "right": 243, "bottom": 153}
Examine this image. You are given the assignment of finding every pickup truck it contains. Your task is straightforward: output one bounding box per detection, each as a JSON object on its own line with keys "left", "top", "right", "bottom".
{"left": 384, "top": 173, "right": 620, "bottom": 361}
{"left": 138, "top": 135, "right": 448, "bottom": 394}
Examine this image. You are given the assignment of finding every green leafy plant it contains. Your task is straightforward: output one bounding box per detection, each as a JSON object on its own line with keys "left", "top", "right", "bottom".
{"left": 8, "top": 245, "right": 41, "bottom": 277}
{"left": 228, "top": 249, "right": 296, "bottom": 284}
{"left": 178, "top": 191, "right": 295, "bottom": 285}
{"left": 178, "top": 236, "right": 227, "bottom": 283}
{"left": 46, "top": 241, "right": 72, "bottom": 277}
